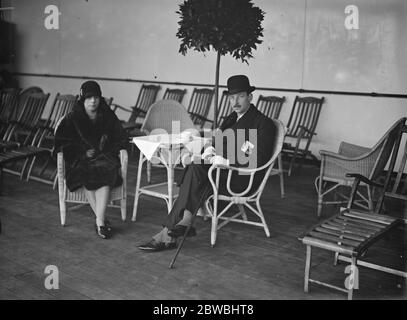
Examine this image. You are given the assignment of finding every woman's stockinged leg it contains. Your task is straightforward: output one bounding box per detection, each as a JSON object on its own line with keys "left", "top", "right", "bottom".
{"left": 84, "top": 189, "right": 97, "bottom": 215}
{"left": 95, "top": 186, "right": 110, "bottom": 227}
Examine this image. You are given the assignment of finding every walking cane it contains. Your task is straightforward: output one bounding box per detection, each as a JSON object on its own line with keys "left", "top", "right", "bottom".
{"left": 169, "top": 184, "right": 212, "bottom": 269}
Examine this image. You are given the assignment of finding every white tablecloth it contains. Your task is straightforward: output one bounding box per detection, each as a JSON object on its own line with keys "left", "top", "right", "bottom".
{"left": 132, "top": 133, "right": 211, "bottom": 161}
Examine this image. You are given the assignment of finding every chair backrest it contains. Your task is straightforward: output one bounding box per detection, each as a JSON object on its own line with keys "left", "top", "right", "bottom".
{"left": 163, "top": 88, "right": 187, "bottom": 103}
{"left": 45, "top": 93, "right": 78, "bottom": 132}
{"left": 187, "top": 87, "right": 214, "bottom": 127}
{"left": 376, "top": 118, "right": 407, "bottom": 213}
{"left": 0, "top": 88, "right": 21, "bottom": 123}
{"left": 286, "top": 96, "right": 324, "bottom": 138}
{"left": 141, "top": 99, "right": 196, "bottom": 135}
{"left": 128, "top": 84, "right": 161, "bottom": 124}
{"left": 255, "top": 95, "right": 285, "bottom": 120}
{"left": 217, "top": 90, "right": 232, "bottom": 127}
{"left": 368, "top": 118, "right": 406, "bottom": 181}
{"left": 3, "top": 92, "right": 50, "bottom": 141}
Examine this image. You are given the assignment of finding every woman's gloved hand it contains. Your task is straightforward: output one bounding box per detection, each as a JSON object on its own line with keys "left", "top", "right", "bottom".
{"left": 86, "top": 148, "right": 96, "bottom": 158}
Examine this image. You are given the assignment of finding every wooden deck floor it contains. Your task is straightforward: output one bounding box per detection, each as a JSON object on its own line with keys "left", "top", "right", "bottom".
{"left": 0, "top": 157, "right": 406, "bottom": 300}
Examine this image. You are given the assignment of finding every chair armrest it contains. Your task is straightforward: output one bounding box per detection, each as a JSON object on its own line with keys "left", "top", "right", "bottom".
{"left": 298, "top": 125, "right": 316, "bottom": 136}
{"left": 122, "top": 122, "right": 143, "bottom": 131}
{"left": 345, "top": 173, "right": 384, "bottom": 188}
{"left": 338, "top": 141, "right": 370, "bottom": 157}
{"left": 111, "top": 104, "right": 132, "bottom": 113}
{"left": 207, "top": 163, "right": 256, "bottom": 197}
{"left": 189, "top": 112, "right": 210, "bottom": 123}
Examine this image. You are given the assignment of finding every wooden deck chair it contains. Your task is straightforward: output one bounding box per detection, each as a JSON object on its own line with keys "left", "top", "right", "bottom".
{"left": 299, "top": 117, "right": 407, "bottom": 299}
{"left": 112, "top": 84, "right": 161, "bottom": 132}
{"left": 282, "top": 96, "right": 324, "bottom": 176}
{"left": 25, "top": 93, "right": 78, "bottom": 186}
{"left": 0, "top": 88, "right": 21, "bottom": 136}
{"left": 163, "top": 88, "right": 187, "bottom": 103}
{"left": 204, "top": 119, "right": 285, "bottom": 246}
{"left": 255, "top": 95, "right": 285, "bottom": 120}
{"left": 316, "top": 117, "right": 406, "bottom": 217}
{"left": 0, "top": 92, "right": 50, "bottom": 177}
{"left": 255, "top": 95, "right": 286, "bottom": 198}
{"left": 187, "top": 88, "right": 214, "bottom": 128}
{"left": 16, "top": 86, "right": 44, "bottom": 123}
{"left": 0, "top": 92, "right": 51, "bottom": 187}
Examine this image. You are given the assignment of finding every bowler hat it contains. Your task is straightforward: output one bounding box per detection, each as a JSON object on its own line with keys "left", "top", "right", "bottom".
{"left": 80, "top": 80, "right": 102, "bottom": 100}
{"left": 226, "top": 75, "right": 255, "bottom": 95}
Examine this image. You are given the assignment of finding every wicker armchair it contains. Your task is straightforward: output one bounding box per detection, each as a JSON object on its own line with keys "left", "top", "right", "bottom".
{"left": 315, "top": 117, "right": 406, "bottom": 216}
{"left": 57, "top": 149, "right": 128, "bottom": 226}
{"left": 204, "top": 119, "right": 285, "bottom": 246}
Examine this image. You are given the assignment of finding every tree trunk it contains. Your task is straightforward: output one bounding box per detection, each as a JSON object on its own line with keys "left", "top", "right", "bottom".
{"left": 213, "top": 51, "right": 221, "bottom": 129}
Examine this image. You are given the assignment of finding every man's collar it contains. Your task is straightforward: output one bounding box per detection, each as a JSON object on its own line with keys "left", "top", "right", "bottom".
{"left": 236, "top": 104, "right": 255, "bottom": 122}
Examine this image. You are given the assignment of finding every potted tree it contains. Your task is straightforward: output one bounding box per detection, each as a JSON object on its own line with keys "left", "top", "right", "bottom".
{"left": 176, "top": 0, "right": 265, "bottom": 128}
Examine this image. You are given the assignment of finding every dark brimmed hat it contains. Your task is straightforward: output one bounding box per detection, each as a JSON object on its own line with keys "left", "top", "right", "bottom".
{"left": 80, "top": 80, "right": 102, "bottom": 100}
{"left": 226, "top": 75, "right": 255, "bottom": 95}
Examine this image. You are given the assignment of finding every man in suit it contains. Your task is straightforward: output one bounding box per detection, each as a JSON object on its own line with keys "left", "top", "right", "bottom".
{"left": 138, "top": 75, "right": 277, "bottom": 252}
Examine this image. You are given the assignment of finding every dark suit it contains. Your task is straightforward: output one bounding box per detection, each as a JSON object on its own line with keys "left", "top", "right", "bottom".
{"left": 165, "top": 104, "right": 277, "bottom": 229}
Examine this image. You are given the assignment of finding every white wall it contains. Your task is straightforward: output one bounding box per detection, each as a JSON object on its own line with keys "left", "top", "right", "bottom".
{"left": 9, "top": 0, "right": 407, "bottom": 157}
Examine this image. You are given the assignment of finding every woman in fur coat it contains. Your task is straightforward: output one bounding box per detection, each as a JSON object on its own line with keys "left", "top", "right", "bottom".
{"left": 54, "top": 81, "right": 129, "bottom": 239}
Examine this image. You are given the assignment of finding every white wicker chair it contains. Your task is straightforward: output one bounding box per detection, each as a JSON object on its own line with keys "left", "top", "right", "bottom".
{"left": 315, "top": 117, "right": 406, "bottom": 217}
{"left": 204, "top": 119, "right": 285, "bottom": 246}
{"left": 141, "top": 99, "right": 199, "bottom": 184}
{"left": 57, "top": 149, "right": 128, "bottom": 226}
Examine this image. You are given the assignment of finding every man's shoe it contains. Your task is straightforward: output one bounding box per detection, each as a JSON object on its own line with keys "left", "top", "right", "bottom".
{"left": 168, "top": 225, "right": 197, "bottom": 238}
{"left": 138, "top": 240, "right": 177, "bottom": 252}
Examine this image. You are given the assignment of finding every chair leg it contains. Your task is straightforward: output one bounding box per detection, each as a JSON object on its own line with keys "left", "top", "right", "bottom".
{"left": 147, "top": 160, "right": 151, "bottom": 184}
{"left": 211, "top": 216, "right": 218, "bottom": 247}
{"left": 317, "top": 194, "right": 323, "bottom": 217}
{"left": 26, "top": 155, "right": 38, "bottom": 181}
{"left": 347, "top": 257, "right": 357, "bottom": 300}
{"left": 333, "top": 252, "right": 339, "bottom": 265}
{"left": 238, "top": 204, "right": 248, "bottom": 221}
{"left": 367, "top": 186, "right": 373, "bottom": 211}
{"left": 120, "top": 198, "right": 127, "bottom": 221}
{"left": 288, "top": 151, "right": 297, "bottom": 177}
{"left": 211, "top": 195, "right": 219, "bottom": 247}
{"left": 256, "top": 200, "right": 270, "bottom": 238}
{"left": 317, "top": 173, "right": 324, "bottom": 217}
{"left": 59, "top": 199, "right": 66, "bottom": 226}
{"left": 278, "top": 153, "right": 285, "bottom": 198}
{"left": 132, "top": 153, "right": 144, "bottom": 221}
{"left": 304, "top": 245, "right": 312, "bottom": 293}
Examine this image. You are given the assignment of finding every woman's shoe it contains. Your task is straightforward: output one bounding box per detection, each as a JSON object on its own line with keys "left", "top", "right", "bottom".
{"left": 95, "top": 224, "right": 111, "bottom": 239}
{"left": 104, "top": 219, "right": 112, "bottom": 232}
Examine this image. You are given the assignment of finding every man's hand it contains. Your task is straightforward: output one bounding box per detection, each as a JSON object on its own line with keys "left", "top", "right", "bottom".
{"left": 201, "top": 146, "right": 216, "bottom": 160}
{"left": 210, "top": 155, "right": 229, "bottom": 166}
{"left": 181, "top": 153, "right": 192, "bottom": 167}
{"left": 86, "top": 149, "right": 96, "bottom": 158}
